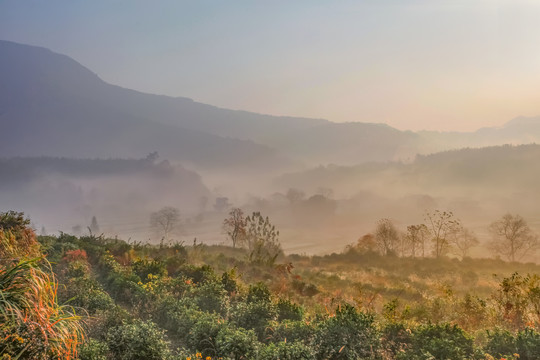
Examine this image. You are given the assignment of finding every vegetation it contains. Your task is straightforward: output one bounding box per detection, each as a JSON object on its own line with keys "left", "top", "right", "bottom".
{"left": 488, "top": 214, "right": 539, "bottom": 262}
{"left": 2, "top": 210, "right": 540, "bottom": 359}
{"left": 0, "top": 211, "right": 84, "bottom": 359}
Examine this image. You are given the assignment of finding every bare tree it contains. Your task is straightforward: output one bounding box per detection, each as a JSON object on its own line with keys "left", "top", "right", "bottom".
{"left": 150, "top": 206, "right": 180, "bottom": 242}
{"left": 425, "top": 210, "right": 461, "bottom": 258}
{"left": 488, "top": 214, "right": 539, "bottom": 262}
{"left": 223, "top": 208, "right": 247, "bottom": 248}
{"left": 404, "top": 224, "right": 429, "bottom": 257}
{"left": 374, "top": 218, "right": 399, "bottom": 256}
{"left": 448, "top": 225, "right": 479, "bottom": 260}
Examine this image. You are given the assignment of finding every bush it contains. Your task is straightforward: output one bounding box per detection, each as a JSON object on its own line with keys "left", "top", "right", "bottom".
{"left": 247, "top": 282, "right": 272, "bottom": 304}
{"left": 485, "top": 327, "right": 540, "bottom": 360}
{"left": 0, "top": 210, "right": 41, "bottom": 259}
{"left": 221, "top": 269, "right": 239, "bottom": 295}
{"left": 177, "top": 264, "right": 217, "bottom": 284}
{"left": 106, "top": 319, "right": 171, "bottom": 360}
{"left": 215, "top": 326, "right": 258, "bottom": 360}
{"left": 313, "top": 304, "right": 379, "bottom": 359}
{"left": 269, "top": 320, "right": 315, "bottom": 345}
{"left": 276, "top": 298, "right": 304, "bottom": 322}
{"left": 0, "top": 258, "right": 84, "bottom": 359}
{"left": 381, "top": 322, "right": 412, "bottom": 358}
{"left": 79, "top": 338, "right": 108, "bottom": 360}
{"left": 397, "top": 323, "right": 475, "bottom": 360}
{"left": 188, "top": 312, "right": 225, "bottom": 356}
{"left": 132, "top": 258, "right": 167, "bottom": 282}
{"left": 484, "top": 328, "right": 516, "bottom": 359}
{"left": 230, "top": 300, "right": 277, "bottom": 341}
{"left": 515, "top": 328, "right": 540, "bottom": 360}
{"left": 153, "top": 297, "right": 200, "bottom": 345}
{"left": 189, "top": 280, "right": 228, "bottom": 315}
{"left": 258, "top": 340, "right": 315, "bottom": 360}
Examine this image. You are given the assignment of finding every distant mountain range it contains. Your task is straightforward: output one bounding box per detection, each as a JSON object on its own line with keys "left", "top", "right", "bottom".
{"left": 2, "top": 39, "right": 540, "bottom": 170}
{"left": 277, "top": 143, "right": 540, "bottom": 200}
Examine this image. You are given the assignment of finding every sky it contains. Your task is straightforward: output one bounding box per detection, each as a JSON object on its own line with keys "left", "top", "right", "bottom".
{"left": 1, "top": 0, "right": 540, "bottom": 131}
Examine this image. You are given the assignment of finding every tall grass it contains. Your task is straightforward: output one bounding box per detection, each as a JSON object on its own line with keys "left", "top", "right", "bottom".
{"left": 1, "top": 211, "right": 85, "bottom": 359}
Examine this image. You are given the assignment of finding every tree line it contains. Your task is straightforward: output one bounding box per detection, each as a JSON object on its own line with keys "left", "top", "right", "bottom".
{"left": 351, "top": 211, "right": 539, "bottom": 261}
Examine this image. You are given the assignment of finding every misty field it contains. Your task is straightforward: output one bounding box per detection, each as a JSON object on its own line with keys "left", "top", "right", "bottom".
{"left": 4, "top": 3, "right": 540, "bottom": 359}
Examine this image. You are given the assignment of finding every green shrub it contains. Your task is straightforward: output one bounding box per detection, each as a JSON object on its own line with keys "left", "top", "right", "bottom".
{"left": 177, "top": 264, "right": 217, "bottom": 284}
{"left": 397, "top": 323, "right": 475, "bottom": 360}
{"left": 215, "top": 326, "right": 258, "bottom": 360}
{"left": 258, "top": 340, "right": 315, "bottom": 360}
{"left": 313, "top": 304, "right": 379, "bottom": 359}
{"left": 106, "top": 319, "right": 171, "bottom": 360}
{"left": 484, "top": 328, "right": 516, "bottom": 359}
{"left": 79, "top": 338, "right": 108, "bottom": 360}
{"left": 132, "top": 258, "right": 167, "bottom": 282}
{"left": 247, "top": 282, "right": 272, "bottom": 304}
{"left": 153, "top": 297, "right": 200, "bottom": 345}
{"left": 381, "top": 322, "right": 412, "bottom": 358}
{"left": 276, "top": 298, "right": 304, "bottom": 322}
{"left": 270, "top": 320, "right": 315, "bottom": 345}
{"left": 515, "top": 328, "right": 540, "bottom": 360}
{"left": 485, "top": 327, "right": 540, "bottom": 360}
{"left": 188, "top": 312, "right": 225, "bottom": 356}
{"left": 221, "top": 269, "right": 239, "bottom": 295}
{"left": 189, "top": 280, "right": 228, "bottom": 315}
{"left": 230, "top": 300, "right": 277, "bottom": 341}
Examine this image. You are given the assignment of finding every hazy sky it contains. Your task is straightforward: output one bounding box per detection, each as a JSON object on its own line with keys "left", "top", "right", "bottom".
{"left": 1, "top": 0, "right": 540, "bottom": 131}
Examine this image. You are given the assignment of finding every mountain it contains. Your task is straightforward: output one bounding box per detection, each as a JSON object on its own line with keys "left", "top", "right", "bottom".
{"left": 0, "top": 40, "right": 444, "bottom": 169}
{"left": 0, "top": 156, "right": 212, "bottom": 236}
{"left": 2, "top": 40, "right": 540, "bottom": 170}
{"left": 277, "top": 143, "right": 540, "bottom": 198}
{"left": 0, "top": 40, "right": 297, "bottom": 170}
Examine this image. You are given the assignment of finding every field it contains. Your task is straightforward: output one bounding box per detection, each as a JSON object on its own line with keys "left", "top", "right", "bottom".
{"left": 2, "top": 211, "right": 540, "bottom": 359}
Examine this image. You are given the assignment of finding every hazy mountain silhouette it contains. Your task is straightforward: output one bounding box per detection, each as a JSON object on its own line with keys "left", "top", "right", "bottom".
{"left": 278, "top": 144, "right": 540, "bottom": 198}
{"left": 0, "top": 40, "right": 293, "bottom": 170}
{"left": 2, "top": 40, "right": 540, "bottom": 169}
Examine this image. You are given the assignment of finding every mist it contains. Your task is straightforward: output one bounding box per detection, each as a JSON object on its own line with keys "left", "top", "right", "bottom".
{"left": 3, "top": 39, "right": 540, "bottom": 260}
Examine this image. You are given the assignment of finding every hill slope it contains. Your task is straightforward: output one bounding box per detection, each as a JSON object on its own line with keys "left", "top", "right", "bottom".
{"left": 0, "top": 40, "right": 294, "bottom": 170}
{"left": 3, "top": 40, "right": 540, "bottom": 169}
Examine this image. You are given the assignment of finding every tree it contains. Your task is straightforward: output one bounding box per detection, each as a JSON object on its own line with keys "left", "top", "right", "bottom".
{"left": 425, "top": 210, "right": 461, "bottom": 258}
{"left": 449, "top": 226, "right": 479, "bottom": 260}
{"left": 150, "top": 206, "right": 180, "bottom": 242}
{"left": 145, "top": 151, "right": 159, "bottom": 163}
{"left": 374, "top": 218, "right": 399, "bottom": 256}
{"left": 88, "top": 215, "right": 100, "bottom": 235}
{"left": 223, "top": 208, "right": 247, "bottom": 248}
{"left": 245, "top": 212, "right": 282, "bottom": 265}
{"left": 405, "top": 224, "right": 429, "bottom": 258}
{"left": 350, "top": 233, "right": 377, "bottom": 254}
{"left": 286, "top": 188, "right": 305, "bottom": 204}
{"left": 488, "top": 214, "right": 539, "bottom": 262}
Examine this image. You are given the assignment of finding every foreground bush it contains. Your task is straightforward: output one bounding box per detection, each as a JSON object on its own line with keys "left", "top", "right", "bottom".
{"left": 0, "top": 211, "right": 84, "bottom": 359}
{"left": 396, "top": 323, "right": 475, "bottom": 360}
{"left": 106, "top": 319, "right": 171, "bottom": 360}
{"left": 313, "top": 304, "right": 380, "bottom": 359}
{"left": 485, "top": 327, "right": 540, "bottom": 360}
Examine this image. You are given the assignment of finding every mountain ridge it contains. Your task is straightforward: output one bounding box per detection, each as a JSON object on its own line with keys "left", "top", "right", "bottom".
{"left": 2, "top": 40, "right": 540, "bottom": 169}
